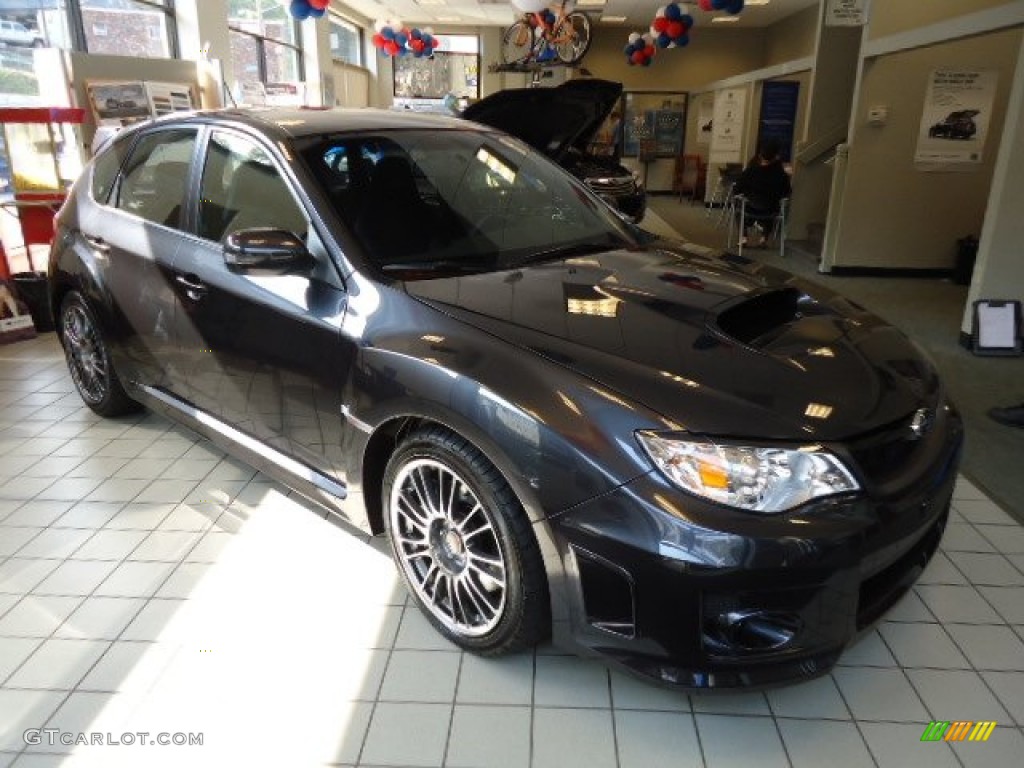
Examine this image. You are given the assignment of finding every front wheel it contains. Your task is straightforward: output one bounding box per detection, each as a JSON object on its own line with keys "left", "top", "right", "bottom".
{"left": 501, "top": 20, "right": 534, "bottom": 65}
{"left": 59, "top": 291, "right": 139, "bottom": 417}
{"left": 383, "top": 426, "right": 549, "bottom": 654}
{"left": 553, "top": 12, "right": 592, "bottom": 65}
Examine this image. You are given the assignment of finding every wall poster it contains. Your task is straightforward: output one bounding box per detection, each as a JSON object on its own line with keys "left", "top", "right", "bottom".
{"left": 757, "top": 81, "right": 799, "bottom": 162}
{"left": 826, "top": 0, "right": 869, "bottom": 27}
{"left": 915, "top": 68, "right": 998, "bottom": 170}
{"left": 709, "top": 87, "right": 746, "bottom": 164}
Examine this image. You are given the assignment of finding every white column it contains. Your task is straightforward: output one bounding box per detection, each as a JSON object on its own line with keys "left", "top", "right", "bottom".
{"left": 175, "top": 0, "right": 234, "bottom": 89}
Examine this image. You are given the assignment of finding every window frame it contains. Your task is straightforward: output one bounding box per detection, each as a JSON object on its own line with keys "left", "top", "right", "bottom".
{"left": 327, "top": 13, "right": 362, "bottom": 67}
{"left": 391, "top": 35, "right": 480, "bottom": 101}
{"left": 228, "top": 11, "right": 304, "bottom": 87}
{"left": 68, "top": 0, "right": 179, "bottom": 59}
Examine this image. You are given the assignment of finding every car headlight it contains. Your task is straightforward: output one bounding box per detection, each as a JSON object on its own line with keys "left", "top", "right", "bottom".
{"left": 636, "top": 432, "right": 859, "bottom": 513}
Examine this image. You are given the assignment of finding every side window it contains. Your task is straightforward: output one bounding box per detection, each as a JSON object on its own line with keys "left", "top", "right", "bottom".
{"left": 90, "top": 135, "right": 132, "bottom": 205}
{"left": 198, "top": 131, "right": 308, "bottom": 243}
{"left": 115, "top": 130, "right": 196, "bottom": 229}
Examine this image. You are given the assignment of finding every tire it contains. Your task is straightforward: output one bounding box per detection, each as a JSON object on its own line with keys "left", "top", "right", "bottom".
{"left": 554, "top": 12, "right": 592, "bottom": 65}
{"left": 501, "top": 20, "right": 534, "bottom": 65}
{"left": 383, "top": 426, "right": 549, "bottom": 654}
{"left": 59, "top": 291, "right": 139, "bottom": 417}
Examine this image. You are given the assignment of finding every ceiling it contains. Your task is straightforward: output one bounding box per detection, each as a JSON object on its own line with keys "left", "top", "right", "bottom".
{"left": 336, "top": 0, "right": 820, "bottom": 30}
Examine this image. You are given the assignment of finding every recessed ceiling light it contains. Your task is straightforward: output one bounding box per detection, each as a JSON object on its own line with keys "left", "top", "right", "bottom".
{"left": 436, "top": 15, "right": 461, "bottom": 21}
{"left": 600, "top": 15, "right": 627, "bottom": 23}
{"left": 746, "top": 1, "right": 771, "bottom": 5}
{"left": 711, "top": 16, "right": 740, "bottom": 23}
{"left": 416, "top": 0, "right": 447, "bottom": 6}
{"left": 575, "top": 0, "right": 606, "bottom": 6}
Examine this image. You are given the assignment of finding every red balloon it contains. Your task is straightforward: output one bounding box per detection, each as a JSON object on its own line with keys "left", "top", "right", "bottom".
{"left": 645, "top": 44, "right": 655, "bottom": 57}
{"left": 698, "top": 0, "right": 713, "bottom": 10}
{"left": 653, "top": 17, "right": 669, "bottom": 32}
{"left": 430, "top": 38, "right": 440, "bottom": 47}
{"left": 372, "top": 33, "right": 384, "bottom": 48}
{"left": 631, "top": 50, "right": 644, "bottom": 64}
{"left": 667, "top": 21, "right": 684, "bottom": 38}
{"left": 384, "top": 40, "right": 399, "bottom": 56}
{"left": 309, "top": 0, "right": 329, "bottom": 8}
{"left": 411, "top": 39, "right": 424, "bottom": 52}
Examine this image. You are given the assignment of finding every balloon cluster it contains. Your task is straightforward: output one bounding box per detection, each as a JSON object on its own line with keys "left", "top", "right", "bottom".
{"left": 372, "top": 20, "right": 440, "bottom": 58}
{"left": 651, "top": 4, "right": 694, "bottom": 49}
{"left": 623, "top": 32, "right": 656, "bottom": 67}
{"left": 698, "top": 0, "right": 745, "bottom": 14}
{"left": 288, "top": 0, "right": 328, "bottom": 20}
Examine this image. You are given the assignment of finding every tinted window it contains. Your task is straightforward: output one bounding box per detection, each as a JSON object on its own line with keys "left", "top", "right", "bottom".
{"left": 116, "top": 129, "right": 196, "bottom": 228}
{"left": 90, "top": 135, "right": 132, "bottom": 205}
{"left": 198, "top": 131, "right": 307, "bottom": 243}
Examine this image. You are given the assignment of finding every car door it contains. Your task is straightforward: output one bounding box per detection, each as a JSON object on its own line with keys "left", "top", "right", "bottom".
{"left": 84, "top": 127, "right": 197, "bottom": 390}
{"left": 168, "top": 126, "right": 354, "bottom": 486}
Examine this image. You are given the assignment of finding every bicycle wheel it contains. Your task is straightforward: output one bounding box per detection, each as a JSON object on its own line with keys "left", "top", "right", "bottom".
{"left": 501, "top": 20, "right": 534, "bottom": 65}
{"left": 553, "top": 12, "right": 592, "bottom": 65}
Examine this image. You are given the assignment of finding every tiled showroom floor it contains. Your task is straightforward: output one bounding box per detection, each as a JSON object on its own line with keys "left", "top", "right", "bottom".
{"left": 0, "top": 334, "right": 1022, "bottom": 768}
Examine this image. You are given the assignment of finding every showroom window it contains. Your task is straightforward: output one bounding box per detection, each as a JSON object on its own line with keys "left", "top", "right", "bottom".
{"left": 393, "top": 34, "right": 478, "bottom": 102}
{"left": 328, "top": 13, "right": 361, "bottom": 66}
{"left": 198, "top": 131, "right": 307, "bottom": 242}
{"left": 228, "top": 0, "right": 302, "bottom": 89}
{"left": 79, "top": 0, "right": 176, "bottom": 59}
{"left": 115, "top": 128, "right": 195, "bottom": 228}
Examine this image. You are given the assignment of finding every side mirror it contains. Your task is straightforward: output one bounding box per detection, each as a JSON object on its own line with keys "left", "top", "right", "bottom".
{"left": 223, "top": 228, "right": 313, "bottom": 274}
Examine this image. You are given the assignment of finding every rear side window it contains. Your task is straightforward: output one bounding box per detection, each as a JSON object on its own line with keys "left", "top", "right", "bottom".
{"left": 115, "top": 129, "right": 197, "bottom": 229}
{"left": 90, "top": 136, "right": 132, "bottom": 205}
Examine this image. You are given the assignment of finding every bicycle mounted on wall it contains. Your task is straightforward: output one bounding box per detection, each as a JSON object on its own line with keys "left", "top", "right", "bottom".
{"left": 494, "top": 3, "right": 592, "bottom": 74}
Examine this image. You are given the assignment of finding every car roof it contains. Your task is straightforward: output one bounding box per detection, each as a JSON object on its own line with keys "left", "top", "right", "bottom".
{"left": 138, "top": 107, "right": 474, "bottom": 142}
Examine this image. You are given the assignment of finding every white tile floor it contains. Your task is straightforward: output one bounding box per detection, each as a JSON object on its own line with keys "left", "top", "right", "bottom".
{"left": 1, "top": 335, "right": 1023, "bottom": 768}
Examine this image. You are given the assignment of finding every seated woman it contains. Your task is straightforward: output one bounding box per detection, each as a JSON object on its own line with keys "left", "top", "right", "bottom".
{"left": 734, "top": 139, "right": 791, "bottom": 247}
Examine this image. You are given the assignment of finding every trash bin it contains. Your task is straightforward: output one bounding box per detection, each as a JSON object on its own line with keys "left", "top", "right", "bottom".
{"left": 953, "top": 235, "right": 979, "bottom": 286}
{"left": 11, "top": 271, "right": 54, "bottom": 332}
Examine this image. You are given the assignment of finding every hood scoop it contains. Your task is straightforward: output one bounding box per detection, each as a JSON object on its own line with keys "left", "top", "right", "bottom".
{"left": 713, "top": 288, "right": 805, "bottom": 349}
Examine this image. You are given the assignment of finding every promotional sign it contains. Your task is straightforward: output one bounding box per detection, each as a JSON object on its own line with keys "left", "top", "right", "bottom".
{"left": 709, "top": 87, "right": 746, "bottom": 164}
{"left": 914, "top": 69, "right": 998, "bottom": 169}
{"left": 826, "top": 0, "right": 869, "bottom": 27}
{"left": 86, "top": 82, "right": 151, "bottom": 127}
{"left": 757, "top": 81, "right": 799, "bottom": 162}
{"left": 696, "top": 99, "right": 713, "bottom": 146}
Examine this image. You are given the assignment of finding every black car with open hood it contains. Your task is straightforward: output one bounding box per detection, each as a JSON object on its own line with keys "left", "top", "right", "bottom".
{"left": 462, "top": 79, "right": 646, "bottom": 221}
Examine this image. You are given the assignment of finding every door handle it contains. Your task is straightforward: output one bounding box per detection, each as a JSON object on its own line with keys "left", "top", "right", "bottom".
{"left": 175, "top": 273, "right": 207, "bottom": 300}
{"left": 84, "top": 235, "right": 110, "bottom": 254}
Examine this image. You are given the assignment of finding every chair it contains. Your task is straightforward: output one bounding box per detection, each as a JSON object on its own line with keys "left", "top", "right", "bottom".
{"left": 707, "top": 162, "right": 743, "bottom": 223}
{"left": 673, "top": 154, "right": 705, "bottom": 203}
{"left": 354, "top": 156, "right": 434, "bottom": 262}
{"left": 727, "top": 194, "right": 789, "bottom": 257}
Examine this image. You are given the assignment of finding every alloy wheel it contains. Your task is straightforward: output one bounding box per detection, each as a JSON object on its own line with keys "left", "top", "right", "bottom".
{"left": 389, "top": 457, "right": 508, "bottom": 637}
{"left": 62, "top": 302, "right": 108, "bottom": 404}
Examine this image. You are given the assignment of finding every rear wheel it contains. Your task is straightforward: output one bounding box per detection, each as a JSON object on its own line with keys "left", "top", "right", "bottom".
{"left": 553, "top": 12, "right": 592, "bottom": 65}
{"left": 59, "top": 291, "right": 139, "bottom": 417}
{"left": 501, "top": 20, "right": 534, "bottom": 65}
{"left": 383, "top": 426, "right": 549, "bottom": 654}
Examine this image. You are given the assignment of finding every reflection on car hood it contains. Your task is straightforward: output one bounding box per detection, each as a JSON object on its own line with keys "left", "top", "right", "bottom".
{"left": 405, "top": 243, "right": 939, "bottom": 441}
{"left": 461, "top": 79, "right": 622, "bottom": 162}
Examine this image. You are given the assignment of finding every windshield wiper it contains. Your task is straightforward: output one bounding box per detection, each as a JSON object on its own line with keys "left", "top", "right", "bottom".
{"left": 379, "top": 256, "right": 499, "bottom": 276}
{"left": 510, "top": 238, "right": 624, "bottom": 268}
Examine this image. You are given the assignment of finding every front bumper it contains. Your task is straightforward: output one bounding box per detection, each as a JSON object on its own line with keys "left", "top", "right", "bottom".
{"left": 545, "top": 408, "right": 963, "bottom": 690}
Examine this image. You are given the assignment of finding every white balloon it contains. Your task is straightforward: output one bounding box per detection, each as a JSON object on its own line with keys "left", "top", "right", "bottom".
{"left": 642, "top": 33, "right": 654, "bottom": 44}
{"left": 628, "top": 32, "right": 641, "bottom": 43}
{"left": 650, "top": 25, "right": 658, "bottom": 37}
{"left": 668, "top": 42, "right": 677, "bottom": 48}
{"left": 510, "top": 0, "right": 550, "bottom": 12}
{"left": 656, "top": 5, "right": 667, "bottom": 17}
{"left": 374, "top": 19, "right": 387, "bottom": 32}
{"left": 422, "top": 26, "right": 434, "bottom": 35}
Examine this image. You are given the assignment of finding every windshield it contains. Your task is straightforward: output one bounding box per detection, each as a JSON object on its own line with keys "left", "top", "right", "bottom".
{"left": 297, "top": 128, "right": 636, "bottom": 278}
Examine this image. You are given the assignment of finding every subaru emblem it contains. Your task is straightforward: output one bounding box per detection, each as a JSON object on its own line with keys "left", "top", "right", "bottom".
{"left": 909, "top": 408, "right": 932, "bottom": 439}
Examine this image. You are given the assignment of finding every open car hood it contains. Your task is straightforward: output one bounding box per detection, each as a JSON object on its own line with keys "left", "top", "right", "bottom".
{"left": 461, "top": 79, "right": 622, "bottom": 162}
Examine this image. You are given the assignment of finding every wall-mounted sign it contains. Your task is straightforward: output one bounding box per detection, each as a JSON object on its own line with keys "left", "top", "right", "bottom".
{"left": 757, "top": 81, "right": 800, "bottom": 162}
{"left": 915, "top": 68, "right": 998, "bottom": 169}
{"left": 709, "top": 87, "right": 746, "bottom": 164}
{"left": 696, "top": 99, "right": 713, "bottom": 146}
{"left": 826, "top": 0, "right": 869, "bottom": 27}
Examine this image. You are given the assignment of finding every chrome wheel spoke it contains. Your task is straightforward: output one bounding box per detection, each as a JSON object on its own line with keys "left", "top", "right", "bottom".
{"left": 389, "top": 457, "right": 508, "bottom": 638}
{"left": 63, "top": 304, "right": 108, "bottom": 404}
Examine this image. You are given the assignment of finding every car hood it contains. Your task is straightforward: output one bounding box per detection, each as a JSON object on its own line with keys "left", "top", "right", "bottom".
{"left": 404, "top": 243, "right": 939, "bottom": 441}
{"left": 461, "top": 79, "right": 622, "bottom": 163}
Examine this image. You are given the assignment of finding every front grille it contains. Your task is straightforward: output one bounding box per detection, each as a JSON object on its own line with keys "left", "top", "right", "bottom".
{"left": 846, "top": 405, "right": 940, "bottom": 488}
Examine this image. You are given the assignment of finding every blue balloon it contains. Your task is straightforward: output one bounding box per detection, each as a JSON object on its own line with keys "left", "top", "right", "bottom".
{"left": 396, "top": 33, "right": 408, "bottom": 46}
{"left": 623, "top": 43, "right": 634, "bottom": 55}
{"left": 712, "top": 0, "right": 728, "bottom": 9}
{"left": 676, "top": 33, "right": 690, "bottom": 47}
{"left": 381, "top": 27, "right": 395, "bottom": 40}
{"left": 681, "top": 14, "right": 694, "bottom": 27}
{"left": 411, "top": 28, "right": 422, "bottom": 39}
{"left": 665, "top": 3, "right": 681, "bottom": 20}
{"left": 309, "top": 6, "right": 325, "bottom": 18}
{"left": 656, "top": 33, "right": 671, "bottom": 48}
{"left": 289, "top": 0, "right": 311, "bottom": 20}
{"left": 728, "top": 0, "right": 744, "bottom": 13}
